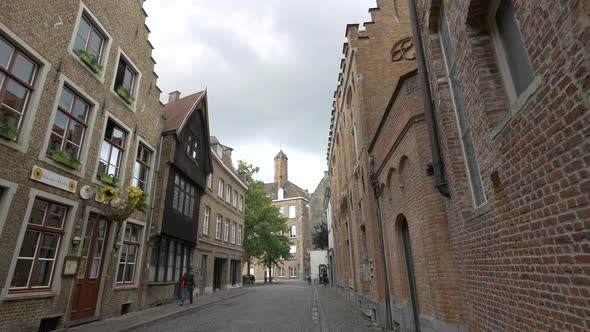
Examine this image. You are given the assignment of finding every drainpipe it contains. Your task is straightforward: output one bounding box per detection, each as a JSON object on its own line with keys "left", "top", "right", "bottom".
{"left": 369, "top": 156, "right": 392, "bottom": 330}
{"left": 407, "top": 0, "right": 450, "bottom": 198}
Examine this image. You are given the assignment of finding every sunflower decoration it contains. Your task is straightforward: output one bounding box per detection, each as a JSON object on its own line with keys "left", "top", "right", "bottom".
{"left": 126, "top": 186, "right": 143, "bottom": 198}
{"left": 99, "top": 186, "right": 119, "bottom": 202}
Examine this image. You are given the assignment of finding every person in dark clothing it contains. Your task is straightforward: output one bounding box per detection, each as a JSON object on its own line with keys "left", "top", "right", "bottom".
{"left": 180, "top": 270, "right": 195, "bottom": 305}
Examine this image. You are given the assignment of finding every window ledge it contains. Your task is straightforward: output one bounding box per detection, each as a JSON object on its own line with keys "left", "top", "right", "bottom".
{"left": 3, "top": 290, "right": 56, "bottom": 301}
{"left": 110, "top": 89, "right": 137, "bottom": 112}
{"left": 492, "top": 77, "right": 542, "bottom": 139}
{"left": 114, "top": 284, "right": 138, "bottom": 291}
{"left": 463, "top": 202, "right": 491, "bottom": 223}
{"left": 147, "top": 281, "right": 177, "bottom": 286}
{"left": 39, "top": 155, "right": 85, "bottom": 178}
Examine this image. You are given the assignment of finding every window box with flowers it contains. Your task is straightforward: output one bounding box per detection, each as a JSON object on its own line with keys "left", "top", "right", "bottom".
{"left": 50, "top": 149, "right": 81, "bottom": 169}
{"left": 75, "top": 49, "right": 103, "bottom": 74}
{"left": 0, "top": 123, "right": 18, "bottom": 141}
{"left": 98, "top": 172, "right": 120, "bottom": 187}
{"left": 116, "top": 86, "right": 134, "bottom": 105}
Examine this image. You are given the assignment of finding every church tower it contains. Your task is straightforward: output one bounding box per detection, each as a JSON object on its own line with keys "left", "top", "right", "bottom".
{"left": 274, "top": 150, "right": 288, "bottom": 185}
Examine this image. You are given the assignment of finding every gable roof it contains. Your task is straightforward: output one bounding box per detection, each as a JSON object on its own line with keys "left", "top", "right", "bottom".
{"left": 163, "top": 91, "right": 204, "bottom": 132}
{"left": 264, "top": 180, "right": 310, "bottom": 200}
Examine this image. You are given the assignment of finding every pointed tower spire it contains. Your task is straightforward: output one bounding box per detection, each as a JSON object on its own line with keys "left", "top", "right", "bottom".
{"left": 274, "top": 150, "right": 288, "bottom": 185}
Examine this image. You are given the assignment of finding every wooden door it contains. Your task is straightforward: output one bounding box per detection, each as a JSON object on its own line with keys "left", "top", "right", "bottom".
{"left": 70, "top": 215, "right": 109, "bottom": 321}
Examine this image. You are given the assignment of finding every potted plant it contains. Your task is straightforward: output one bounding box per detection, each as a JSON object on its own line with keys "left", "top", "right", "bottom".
{"left": 75, "top": 49, "right": 103, "bottom": 74}
{"left": 116, "top": 86, "right": 135, "bottom": 105}
{"left": 0, "top": 123, "right": 18, "bottom": 140}
{"left": 98, "top": 172, "right": 120, "bottom": 187}
{"left": 50, "top": 149, "right": 81, "bottom": 169}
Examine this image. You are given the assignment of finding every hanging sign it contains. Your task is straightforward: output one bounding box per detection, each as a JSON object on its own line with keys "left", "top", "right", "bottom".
{"left": 31, "top": 165, "right": 77, "bottom": 193}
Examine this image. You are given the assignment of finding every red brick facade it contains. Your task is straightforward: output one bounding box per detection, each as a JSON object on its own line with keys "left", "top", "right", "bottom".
{"left": 327, "top": 0, "right": 589, "bottom": 331}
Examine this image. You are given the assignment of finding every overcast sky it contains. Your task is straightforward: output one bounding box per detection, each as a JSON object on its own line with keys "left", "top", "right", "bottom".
{"left": 145, "top": 0, "right": 374, "bottom": 192}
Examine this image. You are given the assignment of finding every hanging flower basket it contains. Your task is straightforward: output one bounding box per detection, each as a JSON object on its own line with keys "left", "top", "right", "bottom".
{"left": 0, "top": 123, "right": 18, "bottom": 141}
{"left": 96, "top": 185, "right": 147, "bottom": 223}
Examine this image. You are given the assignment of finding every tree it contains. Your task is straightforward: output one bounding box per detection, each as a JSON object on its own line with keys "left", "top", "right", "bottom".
{"left": 312, "top": 222, "right": 329, "bottom": 250}
{"left": 238, "top": 161, "right": 290, "bottom": 282}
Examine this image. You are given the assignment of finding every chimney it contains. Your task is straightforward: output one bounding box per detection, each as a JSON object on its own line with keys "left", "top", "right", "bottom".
{"left": 168, "top": 90, "right": 181, "bottom": 103}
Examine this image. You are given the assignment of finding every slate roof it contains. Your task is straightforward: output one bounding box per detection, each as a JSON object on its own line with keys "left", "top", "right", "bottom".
{"left": 275, "top": 149, "right": 288, "bottom": 159}
{"left": 163, "top": 91, "right": 204, "bottom": 132}
{"left": 264, "top": 181, "right": 310, "bottom": 200}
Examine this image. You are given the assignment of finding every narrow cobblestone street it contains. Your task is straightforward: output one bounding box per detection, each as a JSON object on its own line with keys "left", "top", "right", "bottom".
{"left": 125, "top": 282, "right": 380, "bottom": 332}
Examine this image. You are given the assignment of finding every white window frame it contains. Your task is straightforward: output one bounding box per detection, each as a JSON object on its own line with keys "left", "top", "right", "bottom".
{"left": 226, "top": 184, "right": 231, "bottom": 204}
{"left": 92, "top": 112, "right": 132, "bottom": 188}
{"left": 68, "top": 2, "right": 113, "bottom": 82}
{"left": 203, "top": 207, "right": 210, "bottom": 235}
{"left": 0, "top": 21, "right": 51, "bottom": 154}
{"left": 289, "top": 245, "right": 296, "bottom": 260}
{"left": 38, "top": 74, "right": 99, "bottom": 177}
{"left": 289, "top": 266, "right": 297, "bottom": 278}
{"left": 215, "top": 215, "right": 222, "bottom": 240}
{"left": 0, "top": 179, "right": 18, "bottom": 238}
{"left": 237, "top": 225, "right": 242, "bottom": 245}
{"left": 279, "top": 207, "right": 285, "bottom": 217}
{"left": 288, "top": 205, "right": 296, "bottom": 218}
{"left": 239, "top": 195, "right": 244, "bottom": 212}
{"left": 278, "top": 266, "right": 284, "bottom": 278}
{"left": 131, "top": 136, "right": 156, "bottom": 195}
{"left": 232, "top": 189, "right": 238, "bottom": 207}
{"left": 231, "top": 222, "right": 236, "bottom": 244}
{"left": 206, "top": 173, "right": 213, "bottom": 190}
{"left": 488, "top": 0, "right": 538, "bottom": 113}
{"left": 290, "top": 225, "right": 297, "bottom": 239}
{"left": 218, "top": 178, "right": 224, "bottom": 198}
{"left": 224, "top": 219, "right": 230, "bottom": 242}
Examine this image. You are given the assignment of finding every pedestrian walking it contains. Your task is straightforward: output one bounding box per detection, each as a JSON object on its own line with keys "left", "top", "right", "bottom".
{"left": 180, "top": 270, "right": 195, "bottom": 305}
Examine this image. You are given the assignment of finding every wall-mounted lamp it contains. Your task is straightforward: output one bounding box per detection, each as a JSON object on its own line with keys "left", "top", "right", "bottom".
{"left": 71, "top": 236, "right": 81, "bottom": 246}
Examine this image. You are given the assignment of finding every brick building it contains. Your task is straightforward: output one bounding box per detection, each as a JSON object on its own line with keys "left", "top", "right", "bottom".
{"left": 195, "top": 136, "right": 246, "bottom": 294}
{"left": 246, "top": 150, "right": 312, "bottom": 281}
{"left": 145, "top": 91, "right": 212, "bottom": 306}
{"left": 0, "top": 0, "right": 163, "bottom": 330}
{"left": 327, "top": 0, "right": 590, "bottom": 331}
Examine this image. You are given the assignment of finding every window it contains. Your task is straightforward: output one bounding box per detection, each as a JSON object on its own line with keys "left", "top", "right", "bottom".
{"left": 239, "top": 195, "right": 244, "bottom": 212}
{"left": 278, "top": 267, "right": 284, "bottom": 278}
{"left": 288, "top": 205, "right": 296, "bottom": 218}
{"left": 132, "top": 144, "right": 151, "bottom": 191}
{"left": 47, "top": 86, "right": 90, "bottom": 161}
{"left": 218, "top": 178, "right": 224, "bottom": 198}
{"left": 289, "top": 245, "right": 296, "bottom": 260}
{"left": 207, "top": 173, "right": 212, "bottom": 190}
{"left": 237, "top": 225, "right": 242, "bottom": 245}
{"left": 203, "top": 207, "right": 210, "bottom": 235}
{"left": 226, "top": 184, "right": 231, "bottom": 204}
{"left": 148, "top": 236, "right": 192, "bottom": 282}
{"left": 215, "top": 215, "right": 222, "bottom": 239}
{"left": 0, "top": 36, "right": 37, "bottom": 140}
{"left": 224, "top": 219, "right": 230, "bottom": 242}
{"left": 113, "top": 56, "right": 136, "bottom": 101}
{"left": 232, "top": 190, "right": 238, "bottom": 207}
{"left": 116, "top": 222, "right": 142, "bottom": 283}
{"left": 289, "top": 266, "right": 297, "bottom": 278}
{"left": 290, "top": 225, "right": 297, "bottom": 238}
{"left": 439, "top": 11, "right": 487, "bottom": 208}
{"left": 491, "top": 0, "right": 535, "bottom": 102}
{"left": 186, "top": 133, "right": 198, "bottom": 161}
{"left": 279, "top": 207, "right": 285, "bottom": 217}
{"left": 10, "top": 198, "right": 66, "bottom": 291}
{"left": 172, "top": 174, "right": 195, "bottom": 217}
{"left": 231, "top": 222, "right": 236, "bottom": 244}
{"left": 73, "top": 15, "right": 105, "bottom": 63}
{"left": 98, "top": 119, "right": 126, "bottom": 179}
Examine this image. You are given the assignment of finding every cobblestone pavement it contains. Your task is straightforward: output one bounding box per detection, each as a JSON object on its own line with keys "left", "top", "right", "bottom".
{"left": 128, "top": 281, "right": 383, "bottom": 332}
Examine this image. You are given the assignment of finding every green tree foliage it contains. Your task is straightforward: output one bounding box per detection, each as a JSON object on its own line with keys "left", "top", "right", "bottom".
{"left": 312, "top": 222, "right": 329, "bottom": 250}
{"left": 238, "top": 161, "right": 290, "bottom": 282}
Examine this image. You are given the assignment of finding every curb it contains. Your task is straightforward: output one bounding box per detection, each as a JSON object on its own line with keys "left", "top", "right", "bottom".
{"left": 118, "top": 289, "right": 254, "bottom": 332}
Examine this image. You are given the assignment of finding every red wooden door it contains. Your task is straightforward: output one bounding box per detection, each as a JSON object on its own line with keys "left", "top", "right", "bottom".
{"left": 70, "top": 215, "right": 109, "bottom": 321}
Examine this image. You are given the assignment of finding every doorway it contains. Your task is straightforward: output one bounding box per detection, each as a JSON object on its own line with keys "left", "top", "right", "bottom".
{"left": 70, "top": 214, "right": 110, "bottom": 321}
{"left": 401, "top": 218, "right": 420, "bottom": 332}
{"left": 200, "top": 255, "right": 207, "bottom": 295}
{"left": 213, "top": 258, "right": 225, "bottom": 291}
{"left": 230, "top": 260, "right": 239, "bottom": 286}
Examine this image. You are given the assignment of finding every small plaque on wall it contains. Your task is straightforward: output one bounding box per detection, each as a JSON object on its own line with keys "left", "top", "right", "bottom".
{"left": 63, "top": 257, "right": 79, "bottom": 276}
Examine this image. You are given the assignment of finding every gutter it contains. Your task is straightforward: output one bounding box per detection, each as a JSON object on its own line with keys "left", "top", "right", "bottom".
{"left": 407, "top": 0, "right": 451, "bottom": 198}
